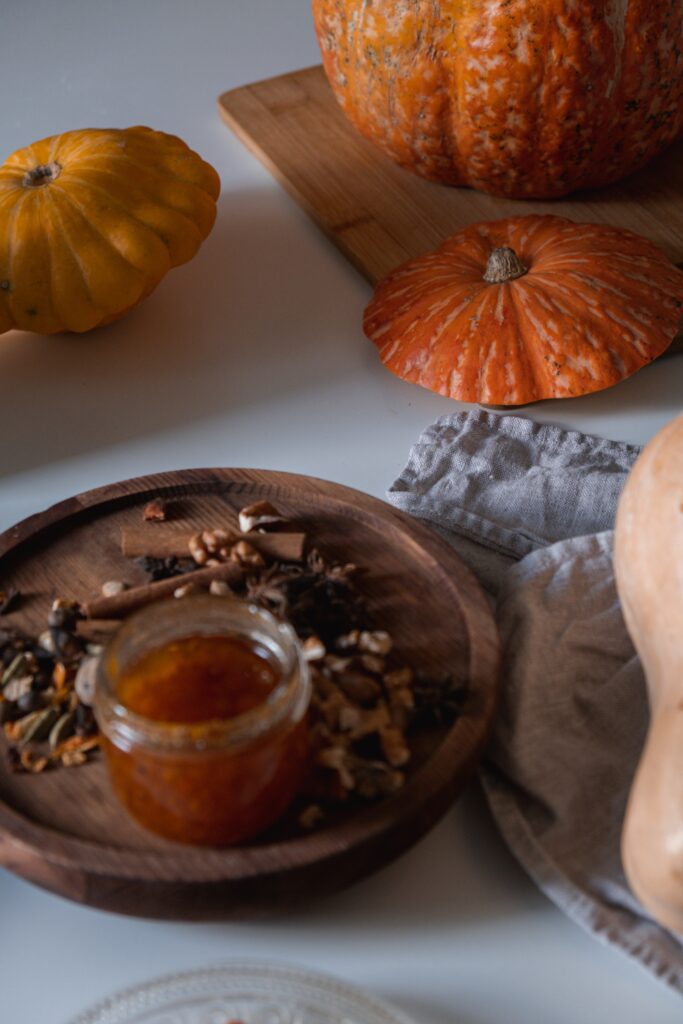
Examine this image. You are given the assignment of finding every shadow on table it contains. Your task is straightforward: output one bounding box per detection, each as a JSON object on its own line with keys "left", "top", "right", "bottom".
{"left": 286, "top": 782, "right": 548, "bottom": 932}
{"left": 0, "top": 185, "right": 368, "bottom": 479}
{"left": 198, "top": 782, "right": 547, "bottom": 935}
{"left": 391, "top": 993, "right": 493, "bottom": 1024}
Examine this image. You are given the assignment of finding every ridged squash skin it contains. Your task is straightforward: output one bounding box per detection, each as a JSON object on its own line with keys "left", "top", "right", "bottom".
{"left": 312, "top": 0, "right": 683, "bottom": 199}
{"left": 0, "top": 126, "right": 220, "bottom": 335}
{"left": 363, "top": 215, "right": 683, "bottom": 406}
{"left": 614, "top": 414, "right": 683, "bottom": 936}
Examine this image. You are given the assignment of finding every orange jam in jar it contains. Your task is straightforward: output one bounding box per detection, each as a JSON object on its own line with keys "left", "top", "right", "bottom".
{"left": 95, "top": 596, "right": 310, "bottom": 846}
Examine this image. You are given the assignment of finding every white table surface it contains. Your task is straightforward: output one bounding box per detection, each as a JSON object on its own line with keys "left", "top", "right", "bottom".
{"left": 1, "top": 2, "right": 682, "bottom": 1021}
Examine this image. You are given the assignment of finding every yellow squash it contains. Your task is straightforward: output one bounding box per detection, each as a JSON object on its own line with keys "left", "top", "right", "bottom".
{"left": 614, "top": 413, "right": 683, "bottom": 934}
{"left": 0, "top": 126, "right": 220, "bottom": 334}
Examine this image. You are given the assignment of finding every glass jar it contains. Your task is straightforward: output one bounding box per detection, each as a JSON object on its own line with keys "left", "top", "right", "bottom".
{"left": 94, "top": 595, "right": 310, "bottom": 846}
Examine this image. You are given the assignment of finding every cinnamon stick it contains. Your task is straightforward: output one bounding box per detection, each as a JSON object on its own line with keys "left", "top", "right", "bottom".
{"left": 75, "top": 619, "right": 121, "bottom": 641}
{"left": 83, "top": 561, "right": 243, "bottom": 620}
{"left": 120, "top": 526, "right": 305, "bottom": 562}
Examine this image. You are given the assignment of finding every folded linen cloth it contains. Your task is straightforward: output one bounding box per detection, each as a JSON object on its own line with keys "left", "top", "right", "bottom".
{"left": 388, "top": 410, "right": 683, "bottom": 995}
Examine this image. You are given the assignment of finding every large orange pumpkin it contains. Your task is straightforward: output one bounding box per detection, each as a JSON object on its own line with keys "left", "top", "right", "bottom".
{"left": 312, "top": 0, "right": 683, "bottom": 199}
{"left": 363, "top": 215, "right": 683, "bottom": 406}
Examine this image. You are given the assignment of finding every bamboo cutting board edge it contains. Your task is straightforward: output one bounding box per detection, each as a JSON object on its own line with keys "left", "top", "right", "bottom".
{"left": 218, "top": 71, "right": 416, "bottom": 284}
{"left": 218, "top": 65, "right": 683, "bottom": 356}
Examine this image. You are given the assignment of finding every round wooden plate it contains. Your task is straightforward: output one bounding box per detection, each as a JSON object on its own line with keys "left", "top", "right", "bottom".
{"left": 0, "top": 469, "right": 499, "bottom": 919}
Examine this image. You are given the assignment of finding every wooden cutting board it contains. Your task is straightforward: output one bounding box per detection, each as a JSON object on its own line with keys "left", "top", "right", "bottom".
{"left": 218, "top": 64, "right": 683, "bottom": 355}
{"left": 0, "top": 469, "right": 499, "bottom": 919}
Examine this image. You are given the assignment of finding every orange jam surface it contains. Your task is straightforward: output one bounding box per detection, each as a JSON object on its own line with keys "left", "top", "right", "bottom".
{"left": 116, "top": 634, "right": 279, "bottom": 723}
{"left": 103, "top": 633, "right": 308, "bottom": 846}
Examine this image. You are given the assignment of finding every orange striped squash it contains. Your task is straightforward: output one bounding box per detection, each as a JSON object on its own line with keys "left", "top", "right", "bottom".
{"left": 312, "top": 0, "right": 683, "bottom": 199}
{"left": 363, "top": 215, "right": 683, "bottom": 406}
{"left": 0, "top": 127, "right": 220, "bottom": 335}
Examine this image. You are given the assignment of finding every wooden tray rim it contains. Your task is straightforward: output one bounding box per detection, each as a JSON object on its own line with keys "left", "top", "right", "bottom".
{"left": 0, "top": 468, "right": 500, "bottom": 885}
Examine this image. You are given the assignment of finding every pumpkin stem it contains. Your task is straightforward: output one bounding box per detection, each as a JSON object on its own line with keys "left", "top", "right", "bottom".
{"left": 483, "top": 246, "right": 528, "bottom": 284}
{"left": 22, "top": 162, "right": 62, "bottom": 189}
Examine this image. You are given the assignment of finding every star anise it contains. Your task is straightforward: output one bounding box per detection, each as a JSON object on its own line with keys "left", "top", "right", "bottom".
{"left": 410, "top": 672, "right": 468, "bottom": 729}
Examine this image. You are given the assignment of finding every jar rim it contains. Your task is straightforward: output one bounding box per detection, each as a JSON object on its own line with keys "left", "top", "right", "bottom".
{"left": 94, "top": 595, "right": 310, "bottom": 755}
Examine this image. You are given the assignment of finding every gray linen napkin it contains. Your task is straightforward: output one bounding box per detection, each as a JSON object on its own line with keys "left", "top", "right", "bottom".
{"left": 388, "top": 410, "right": 683, "bottom": 995}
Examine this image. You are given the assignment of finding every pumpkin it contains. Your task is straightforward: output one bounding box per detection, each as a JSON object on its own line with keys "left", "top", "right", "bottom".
{"left": 614, "top": 413, "right": 683, "bottom": 935}
{"left": 0, "top": 126, "right": 220, "bottom": 335}
{"left": 312, "top": 0, "right": 683, "bottom": 199}
{"left": 363, "top": 215, "right": 683, "bottom": 406}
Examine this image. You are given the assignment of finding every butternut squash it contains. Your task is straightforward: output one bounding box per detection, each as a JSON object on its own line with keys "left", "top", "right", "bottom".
{"left": 614, "top": 413, "right": 683, "bottom": 935}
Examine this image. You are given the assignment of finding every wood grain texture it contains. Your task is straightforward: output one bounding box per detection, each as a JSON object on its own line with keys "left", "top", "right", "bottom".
{"left": 217, "top": 65, "right": 683, "bottom": 357}
{"left": 0, "top": 469, "right": 499, "bottom": 919}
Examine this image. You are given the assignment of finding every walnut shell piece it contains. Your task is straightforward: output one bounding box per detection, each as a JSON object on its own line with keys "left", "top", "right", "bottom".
{"left": 238, "top": 501, "right": 288, "bottom": 533}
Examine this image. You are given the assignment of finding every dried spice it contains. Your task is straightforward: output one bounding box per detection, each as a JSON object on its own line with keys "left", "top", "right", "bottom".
{"left": 49, "top": 711, "right": 75, "bottom": 750}
{"left": 101, "top": 580, "right": 127, "bottom": 598}
{"left": 237, "top": 541, "right": 466, "bottom": 809}
{"left": 6, "top": 746, "right": 21, "bottom": 773}
{"left": 143, "top": 498, "right": 168, "bottom": 522}
{"left": 16, "top": 690, "right": 45, "bottom": 715}
{"left": 0, "top": 587, "right": 20, "bottom": 615}
{"left": 122, "top": 526, "right": 305, "bottom": 563}
{"left": 0, "top": 501, "right": 467, "bottom": 823}
{"left": 134, "top": 555, "right": 192, "bottom": 582}
{"left": 246, "top": 552, "right": 364, "bottom": 647}
{"left": 189, "top": 528, "right": 238, "bottom": 565}
{"left": 229, "top": 540, "right": 265, "bottom": 570}
{"left": 0, "top": 701, "right": 19, "bottom": 725}
{"left": 0, "top": 599, "right": 100, "bottom": 775}
{"left": 238, "top": 500, "right": 287, "bottom": 533}
{"left": 411, "top": 671, "right": 468, "bottom": 729}
{"left": 84, "top": 561, "right": 243, "bottom": 619}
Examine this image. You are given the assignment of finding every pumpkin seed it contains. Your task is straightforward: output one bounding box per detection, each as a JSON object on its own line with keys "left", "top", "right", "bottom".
{"left": 49, "top": 711, "right": 75, "bottom": 750}
{"left": 4, "top": 675, "right": 34, "bottom": 702}
{"left": 1, "top": 653, "right": 27, "bottom": 689}
{"left": 74, "top": 657, "right": 98, "bottom": 707}
{"left": 10, "top": 710, "right": 42, "bottom": 741}
{"left": 21, "top": 706, "right": 60, "bottom": 744}
{"left": 38, "top": 630, "right": 55, "bottom": 653}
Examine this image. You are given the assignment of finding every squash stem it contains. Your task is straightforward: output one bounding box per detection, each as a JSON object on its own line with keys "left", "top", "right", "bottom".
{"left": 22, "top": 162, "right": 62, "bottom": 188}
{"left": 483, "top": 246, "right": 528, "bottom": 284}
